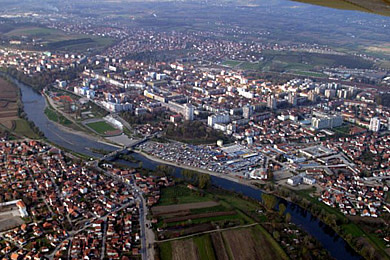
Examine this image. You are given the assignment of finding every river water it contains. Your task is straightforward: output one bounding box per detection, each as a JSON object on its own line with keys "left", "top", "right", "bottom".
{"left": 13, "top": 77, "right": 361, "bottom": 260}
{"left": 11, "top": 77, "right": 118, "bottom": 157}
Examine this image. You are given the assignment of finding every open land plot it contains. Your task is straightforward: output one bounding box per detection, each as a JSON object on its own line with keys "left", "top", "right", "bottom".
{"left": 12, "top": 119, "right": 39, "bottom": 138}
{"left": 0, "top": 78, "right": 20, "bottom": 132}
{"left": 5, "top": 27, "right": 77, "bottom": 41}
{"left": 0, "top": 206, "right": 25, "bottom": 231}
{"left": 0, "top": 119, "right": 15, "bottom": 129}
{"left": 0, "top": 216, "right": 24, "bottom": 231}
{"left": 171, "top": 239, "right": 199, "bottom": 260}
{"left": 210, "top": 232, "right": 229, "bottom": 260}
{"left": 0, "top": 78, "right": 18, "bottom": 115}
{"left": 159, "top": 226, "right": 288, "bottom": 260}
{"left": 222, "top": 226, "right": 288, "bottom": 260}
{"left": 221, "top": 51, "right": 372, "bottom": 74}
{"left": 222, "top": 227, "right": 265, "bottom": 260}
{"left": 3, "top": 26, "right": 114, "bottom": 52}
{"left": 193, "top": 235, "right": 216, "bottom": 260}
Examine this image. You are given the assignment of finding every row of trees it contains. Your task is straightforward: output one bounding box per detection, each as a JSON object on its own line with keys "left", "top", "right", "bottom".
{"left": 154, "top": 165, "right": 212, "bottom": 189}
{"left": 181, "top": 169, "right": 211, "bottom": 189}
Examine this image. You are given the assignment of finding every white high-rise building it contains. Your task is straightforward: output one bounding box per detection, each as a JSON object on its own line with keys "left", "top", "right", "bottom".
{"left": 288, "top": 92, "right": 297, "bottom": 106}
{"left": 208, "top": 114, "right": 230, "bottom": 127}
{"left": 184, "top": 103, "right": 194, "bottom": 121}
{"left": 388, "top": 117, "right": 390, "bottom": 131}
{"left": 242, "top": 105, "right": 253, "bottom": 119}
{"left": 311, "top": 112, "right": 343, "bottom": 130}
{"left": 267, "top": 96, "right": 277, "bottom": 109}
{"left": 369, "top": 117, "right": 381, "bottom": 132}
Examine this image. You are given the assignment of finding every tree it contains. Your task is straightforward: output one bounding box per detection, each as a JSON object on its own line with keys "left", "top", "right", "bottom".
{"left": 345, "top": 233, "right": 353, "bottom": 242}
{"left": 285, "top": 212, "right": 292, "bottom": 223}
{"left": 199, "top": 174, "right": 211, "bottom": 189}
{"left": 278, "top": 203, "right": 286, "bottom": 217}
{"left": 261, "top": 194, "right": 277, "bottom": 210}
{"left": 273, "top": 231, "right": 280, "bottom": 241}
{"left": 156, "top": 165, "right": 174, "bottom": 176}
{"left": 268, "top": 170, "right": 274, "bottom": 181}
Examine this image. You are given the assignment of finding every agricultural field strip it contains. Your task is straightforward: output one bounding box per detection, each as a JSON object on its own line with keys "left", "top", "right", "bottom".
{"left": 152, "top": 201, "right": 219, "bottom": 215}
{"left": 156, "top": 223, "right": 259, "bottom": 243}
{"left": 163, "top": 211, "right": 237, "bottom": 223}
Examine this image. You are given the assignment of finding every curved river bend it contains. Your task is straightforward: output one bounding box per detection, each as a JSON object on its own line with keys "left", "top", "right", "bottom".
{"left": 14, "top": 77, "right": 361, "bottom": 260}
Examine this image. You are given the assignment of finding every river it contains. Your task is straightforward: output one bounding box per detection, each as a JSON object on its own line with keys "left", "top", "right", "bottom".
{"left": 10, "top": 77, "right": 118, "bottom": 157}
{"left": 13, "top": 77, "right": 361, "bottom": 260}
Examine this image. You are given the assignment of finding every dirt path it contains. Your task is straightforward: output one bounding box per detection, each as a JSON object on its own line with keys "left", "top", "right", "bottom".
{"left": 156, "top": 223, "right": 259, "bottom": 243}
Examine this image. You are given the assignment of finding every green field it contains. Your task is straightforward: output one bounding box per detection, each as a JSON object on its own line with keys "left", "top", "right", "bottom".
{"left": 3, "top": 26, "right": 114, "bottom": 52}
{"left": 193, "top": 235, "right": 217, "bottom": 260}
{"left": 222, "top": 50, "right": 373, "bottom": 74}
{"left": 5, "top": 27, "right": 73, "bottom": 41}
{"left": 221, "top": 60, "right": 242, "bottom": 67}
{"left": 13, "top": 119, "right": 39, "bottom": 139}
{"left": 158, "top": 242, "right": 172, "bottom": 260}
{"left": 289, "top": 70, "right": 326, "bottom": 78}
{"left": 86, "top": 121, "right": 117, "bottom": 135}
{"left": 332, "top": 124, "right": 352, "bottom": 137}
{"left": 44, "top": 107, "right": 72, "bottom": 126}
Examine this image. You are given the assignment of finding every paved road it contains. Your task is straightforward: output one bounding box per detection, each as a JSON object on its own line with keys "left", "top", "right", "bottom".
{"left": 100, "top": 218, "right": 107, "bottom": 260}
{"left": 139, "top": 195, "right": 156, "bottom": 260}
{"left": 139, "top": 197, "right": 148, "bottom": 260}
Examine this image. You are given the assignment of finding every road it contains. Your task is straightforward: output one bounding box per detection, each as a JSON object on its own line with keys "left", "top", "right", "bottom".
{"left": 140, "top": 194, "right": 156, "bottom": 260}
{"left": 90, "top": 164, "right": 149, "bottom": 260}
{"left": 139, "top": 196, "right": 148, "bottom": 260}
{"left": 100, "top": 218, "right": 107, "bottom": 260}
